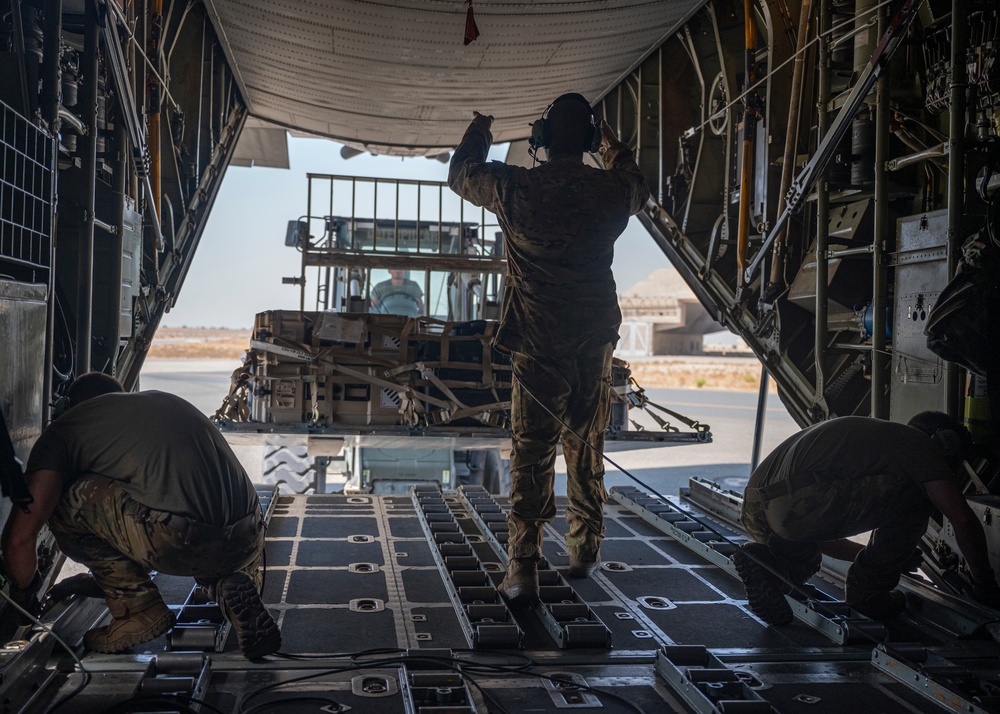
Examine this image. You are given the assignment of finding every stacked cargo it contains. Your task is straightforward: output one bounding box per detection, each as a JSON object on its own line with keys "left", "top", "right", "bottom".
{"left": 238, "top": 311, "right": 513, "bottom": 429}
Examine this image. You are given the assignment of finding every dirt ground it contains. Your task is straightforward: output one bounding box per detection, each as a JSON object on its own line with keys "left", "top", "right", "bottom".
{"left": 149, "top": 327, "right": 771, "bottom": 391}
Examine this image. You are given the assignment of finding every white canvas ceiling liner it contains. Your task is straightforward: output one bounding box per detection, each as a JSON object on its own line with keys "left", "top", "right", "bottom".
{"left": 204, "top": 0, "right": 708, "bottom": 156}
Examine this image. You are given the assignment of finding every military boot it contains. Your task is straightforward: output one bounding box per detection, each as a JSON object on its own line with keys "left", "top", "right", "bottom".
{"left": 217, "top": 571, "right": 282, "bottom": 659}
{"left": 566, "top": 550, "right": 600, "bottom": 579}
{"left": 499, "top": 558, "right": 539, "bottom": 604}
{"left": 732, "top": 542, "right": 793, "bottom": 625}
{"left": 848, "top": 590, "right": 906, "bottom": 620}
{"left": 84, "top": 592, "right": 175, "bottom": 653}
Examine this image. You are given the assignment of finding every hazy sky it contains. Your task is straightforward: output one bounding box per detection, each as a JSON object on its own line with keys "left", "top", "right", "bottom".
{"left": 162, "top": 134, "right": 675, "bottom": 329}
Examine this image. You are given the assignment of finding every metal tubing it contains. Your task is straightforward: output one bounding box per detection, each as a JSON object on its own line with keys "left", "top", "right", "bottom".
{"left": 944, "top": 0, "right": 968, "bottom": 416}
{"left": 42, "top": 0, "right": 62, "bottom": 131}
{"left": 815, "top": 0, "right": 830, "bottom": 413}
{"left": 736, "top": 0, "right": 757, "bottom": 288}
{"left": 75, "top": 0, "right": 100, "bottom": 375}
{"left": 768, "top": 0, "right": 813, "bottom": 288}
{"left": 871, "top": 4, "right": 889, "bottom": 419}
{"left": 885, "top": 142, "right": 947, "bottom": 171}
{"left": 149, "top": 0, "right": 163, "bottom": 250}
{"left": 750, "top": 364, "right": 770, "bottom": 473}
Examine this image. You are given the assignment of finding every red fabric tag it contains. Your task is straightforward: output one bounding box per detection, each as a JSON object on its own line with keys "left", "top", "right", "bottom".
{"left": 464, "top": 4, "right": 480, "bottom": 45}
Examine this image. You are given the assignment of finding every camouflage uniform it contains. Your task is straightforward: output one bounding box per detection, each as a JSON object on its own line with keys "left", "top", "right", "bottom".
{"left": 449, "top": 114, "right": 648, "bottom": 561}
{"left": 741, "top": 417, "right": 951, "bottom": 603}
{"left": 26, "top": 391, "right": 264, "bottom": 610}
{"left": 48, "top": 474, "right": 263, "bottom": 611}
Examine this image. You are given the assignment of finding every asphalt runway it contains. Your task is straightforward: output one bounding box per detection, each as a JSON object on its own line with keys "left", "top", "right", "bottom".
{"left": 140, "top": 358, "right": 799, "bottom": 499}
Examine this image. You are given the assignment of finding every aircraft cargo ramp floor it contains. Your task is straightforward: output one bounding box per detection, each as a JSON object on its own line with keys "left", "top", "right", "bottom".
{"left": 33, "top": 488, "right": 1000, "bottom": 714}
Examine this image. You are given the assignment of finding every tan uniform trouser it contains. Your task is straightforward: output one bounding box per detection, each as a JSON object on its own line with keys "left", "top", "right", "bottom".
{"left": 507, "top": 343, "right": 613, "bottom": 561}
{"left": 48, "top": 474, "right": 264, "bottom": 608}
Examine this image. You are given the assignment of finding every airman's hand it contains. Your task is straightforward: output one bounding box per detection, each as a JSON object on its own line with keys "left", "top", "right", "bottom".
{"left": 600, "top": 119, "right": 617, "bottom": 152}
{"left": 473, "top": 111, "right": 494, "bottom": 128}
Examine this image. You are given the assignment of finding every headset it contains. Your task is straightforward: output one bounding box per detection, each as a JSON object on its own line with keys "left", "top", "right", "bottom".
{"left": 930, "top": 427, "right": 967, "bottom": 470}
{"left": 528, "top": 92, "right": 602, "bottom": 156}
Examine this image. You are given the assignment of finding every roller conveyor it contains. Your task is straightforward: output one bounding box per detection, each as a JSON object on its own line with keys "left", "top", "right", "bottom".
{"left": 9, "top": 488, "right": 997, "bottom": 714}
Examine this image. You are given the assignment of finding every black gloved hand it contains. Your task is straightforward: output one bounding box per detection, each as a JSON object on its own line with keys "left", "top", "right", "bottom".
{"left": 41, "top": 573, "right": 105, "bottom": 613}
{"left": 2, "top": 572, "right": 42, "bottom": 627}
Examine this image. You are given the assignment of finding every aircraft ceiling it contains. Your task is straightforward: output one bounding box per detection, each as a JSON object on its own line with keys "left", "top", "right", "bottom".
{"left": 205, "top": 0, "right": 708, "bottom": 156}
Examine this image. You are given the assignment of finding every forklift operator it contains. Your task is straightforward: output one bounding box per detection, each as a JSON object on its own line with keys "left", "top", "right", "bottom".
{"left": 371, "top": 269, "right": 425, "bottom": 316}
{"left": 0, "top": 372, "right": 281, "bottom": 659}
{"left": 734, "top": 412, "right": 1000, "bottom": 625}
{"left": 448, "top": 93, "right": 649, "bottom": 603}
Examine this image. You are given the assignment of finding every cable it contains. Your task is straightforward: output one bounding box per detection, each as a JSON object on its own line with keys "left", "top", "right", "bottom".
{"left": 682, "top": 0, "right": 900, "bottom": 140}
{"left": 0, "top": 586, "right": 91, "bottom": 713}
{"left": 107, "top": 694, "right": 227, "bottom": 714}
{"left": 241, "top": 695, "right": 343, "bottom": 714}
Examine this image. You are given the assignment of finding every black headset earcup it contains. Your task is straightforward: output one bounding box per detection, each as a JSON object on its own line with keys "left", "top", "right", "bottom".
{"left": 529, "top": 117, "right": 549, "bottom": 150}
{"left": 932, "top": 429, "right": 964, "bottom": 467}
{"left": 589, "top": 125, "right": 602, "bottom": 153}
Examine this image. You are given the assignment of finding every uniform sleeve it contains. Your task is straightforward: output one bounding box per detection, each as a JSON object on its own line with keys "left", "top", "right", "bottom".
{"left": 448, "top": 118, "right": 508, "bottom": 210}
{"left": 24, "top": 427, "right": 72, "bottom": 478}
{"left": 601, "top": 140, "right": 649, "bottom": 216}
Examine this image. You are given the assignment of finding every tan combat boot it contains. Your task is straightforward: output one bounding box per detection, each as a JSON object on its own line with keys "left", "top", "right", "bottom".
{"left": 84, "top": 592, "right": 175, "bottom": 653}
{"left": 498, "top": 558, "right": 539, "bottom": 604}
{"left": 216, "top": 571, "right": 282, "bottom": 659}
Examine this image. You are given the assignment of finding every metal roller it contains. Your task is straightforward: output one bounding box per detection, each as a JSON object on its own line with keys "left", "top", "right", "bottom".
{"left": 138, "top": 676, "right": 197, "bottom": 694}
{"left": 562, "top": 623, "right": 612, "bottom": 648}
{"left": 658, "top": 513, "right": 688, "bottom": 523}
{"left": 168, "top": 625, "right": 219, "bottom": 651}
{"left": 883, "top": 644, "right": 928, "bottom": 663}
{"left": 481, "top": 513, "right": 506, "bottom": 523}
{"left": 662, "top": 645, "right": 709, "bottom": 667}
{"left": 425, "top": 512, "right": 454, "bottom": 522}
{"left": 548, "top": 603, "right": 591, "bottom": 621}
{"left": 537, "top": 570, "right": 561, "bottom": 586}
{"left": 465, "top": 604, "right": 508, "bottom": 621}
{"left": 474, "top": 623, "right": 521, "bottom": 648}
{"left": 439, "top": 544, "right": 473, "bottom": 557}
{"left": 418, "top": 501, "right": 447, "bottom": 511}
{"left": 458, "top": 586, "right": 497, "bottom": 603}
{"left": 451, "top": 571, "right": 488, "bottom": 587}
{"left": 153, "top": 652, "right": 207, "bottom": 674}
{"left": 445, "top": 556, "right": 480, "bottom": 571}
{"left": 429, "top": 521, "right": 459, "bottom": 533}
{"left": 842, "top": 619, "right": 887, "bottom": 644}
{"left": 434, "top": 532, "right": 465, "bottom": 544}
{"left": 686, "top": 668, "right": 739, "bottom": 683}
{"left": 538, "top": 586, "right": 575, "bottom": 602}
{"left": 647, "top": 505, "right": 677, "bottom": 515}
{"left": 717, "top": 701, "right": 773, "bottom": 713}
{"left": 175, "top": 604, "right": 224, "bottom": 625}
{"left": 821, "top": 602, "right": 853, "bottom": 617}
{"left": 711, "top": 542, "right": 739, "bottom": 557}
{"left": 691, "top": 530, "right": 717, "bottom": 542}
{"left": 674, "top": 521, "right": 702, "bottom": 533}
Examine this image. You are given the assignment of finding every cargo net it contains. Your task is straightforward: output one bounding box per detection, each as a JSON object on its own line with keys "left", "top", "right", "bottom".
{"left": 214, "top": 310, "right": 708, "bottom": 435}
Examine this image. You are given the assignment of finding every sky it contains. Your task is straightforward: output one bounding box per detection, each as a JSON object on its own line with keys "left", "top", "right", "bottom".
{"left": 162, "top": 134, "right": 677, "bottom": 330}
